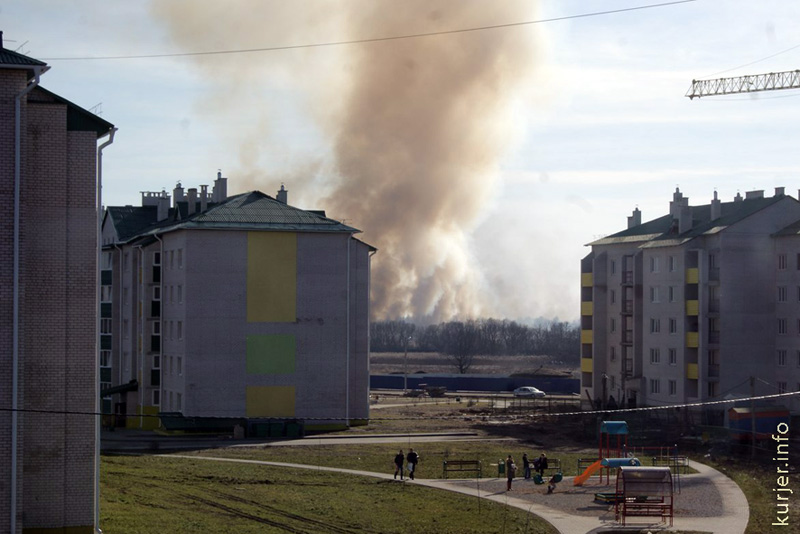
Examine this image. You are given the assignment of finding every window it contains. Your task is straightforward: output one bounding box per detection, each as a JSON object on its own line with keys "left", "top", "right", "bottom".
{"left": 778, "top": 253, "right": 787, "bottom": 270}
{"left": 169, "top": 391, "right": 173, "bottom": 410}
{"left": 152, "top": 390, "right": 161, "bottom": 406}
{"left": 778, "top": 382, "right": 787, "bottom": 394}
{"left": 668, "top": 255, "right": 676, "bottom": 272}
{"left": 650, "top": 286, "right": 660, "bottom": 303}
{"left": 669, "top": 379, "right": 677, "bottom": 396}
{"left": 153, "top": 355, "right": 160, "bottom": 369}
{"left": 669, "top": 348, "right": 677, "bottom": 365}
{"left": 153, "top": 251, "right": 161, "bottom": 266}
{"left": 778, "top": 286, "right": 787, "bottom": 303}
{"left": 650, "top": 318, "right": 661, "bottom": 333}
{"left": 178, "top": 248, "right": 183, "bottom": 268}
{"left": 650, "top": 256, "right": 659, "bottom": 273}
{"left": 611, "top": 260, "right": 616, "bottom": 275}
{"left": 650, "top": 348, "right": 661, "bottom": 364}
{"left": 178, "top": 285, "right": 183, "bottom": 304}
{"left": 123, "top": 319, "right": 129, "bottom": 339}
{"left": 610, "top": 346, "right": 616, "bottom": 361}
{"left": 778, "top": 318, "right": 787, "bottom": 335}
{"left": 123, "top": 287, "right": 129, "bottom": 305}
{"left": 100, "top": 286, "right": 112, "bottom": 302}
{"left": 152, "top": 321, "right": 161, "bottom": 335}
{"left": 709, "top": 253, "right": 717, "bottom": 269}
{"left": 100, "top": 318, "right": 112, "bottom": 335}
{"left": 170, "top": 250, "right": 175, "bottom": 269}
{"left": 796, "top": 252, "right": 800, "bottom": 270}
{"left": 170, "top": 285, "right": 174, "bottom": 304}
{"left": 708, "top": 382, "right": 718, "bottom": 397}
{"left": 778, "top": 350, "right": 787, "bottom": 366}
{"left": 100, "top": 350, "right": 111, "bottom": 367}
{"left": 610, "top": 318, "right": 616, "bottom": 333}
{"left": 650, "top": 378, "right": 660, "bottom": 394}
{"left": 176, "top": 393, "right": 182, "bottom": 411}
{"left": 669, "top": 318, "right": 677, "bottom": 334}
{"left": 178, "top": 321, "right": 183, "bottom": 340}
{"left": 668, "top": 286, "right": 676, "bottom": 302}
{"left": 153, "top": 286, "right": 161, "bottom": 301}
{"left": 123, "top": 252, "right": 130, "bottom": 271}
{"left": 177, "top": 356, "right": 183, "bottom": 376}
{"left": 610, "top": 376, "right": 616, "bottom": 390}
{"left": 610, "top": 290, "right": 616, "bottom": 305}
{"left": 797, "top": 350, "right": 800, "bottom": 367}
{"left": 169, "top": 320, "right": 174, "bottom": 340}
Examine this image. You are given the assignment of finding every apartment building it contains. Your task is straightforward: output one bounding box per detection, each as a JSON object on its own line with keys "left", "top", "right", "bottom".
{"left": 0, "top": 37, "right": 114, "bottom": 532}
{"left": 581, "top": 187, "right": 800, "bottom": 414}
{"left": 100, "top": 178, "right": 374, "bottom": 433}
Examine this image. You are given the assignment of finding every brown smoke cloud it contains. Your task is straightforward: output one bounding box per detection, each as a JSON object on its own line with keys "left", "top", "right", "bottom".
{"left": 153, "top": 0, "right": 541, "bottom": 321}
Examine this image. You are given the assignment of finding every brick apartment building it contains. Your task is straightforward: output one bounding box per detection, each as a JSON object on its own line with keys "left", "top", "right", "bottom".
{"left": 100, "top": 178, "right": 374, "bottom": 434}
{"left": 581, "top": 187, "right": 800, "bottom": 416}
{"left": 0, "top": 36, "right": 114, "bottom": 532}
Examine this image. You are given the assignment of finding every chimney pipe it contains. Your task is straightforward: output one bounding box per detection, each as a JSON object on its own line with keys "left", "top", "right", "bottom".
{"left": 173, "top": 182, "right": 185, "bottom": 207}
{"left": 200, "top": 185, "right": 208, "bottom": 212}
{"left": 277, "top": 184, "right": 288, "bottom": 204}
{"left": 187, "top": 188, "right": 197, "bottom": 215}
{"left": 775, "top": 187, "right": 785, "bottom": 197}
{"left": 157, "top": 191, "right": 170, "bottom": 221}
{"left": 710, "top": 190, "right": 721, "bottom": 220}
{"left": 627, "top": 207, "right": 641, "bottom": 229}
{"left": 213, "top": 172, "right": 228, "bottom": 202}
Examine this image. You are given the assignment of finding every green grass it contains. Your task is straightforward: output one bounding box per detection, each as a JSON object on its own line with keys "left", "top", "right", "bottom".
{"left": 101, "top": 454, "right": 558, "bottom": 534}
{"left": 188, "top": 442, "right": 593, "bottom": 478}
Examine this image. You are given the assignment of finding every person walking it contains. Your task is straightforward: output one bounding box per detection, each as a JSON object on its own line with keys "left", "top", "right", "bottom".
{"left": 393, "top": 450, "right": 405, "bottom": 480}
{"left": 406, "top": 448, "right": 419, "bottom": 480}
{"left": 522, "top": 453, "right": 531, "bottom": 479}
{"left": 505, "top": 455, "right": 516, "bottom": 491}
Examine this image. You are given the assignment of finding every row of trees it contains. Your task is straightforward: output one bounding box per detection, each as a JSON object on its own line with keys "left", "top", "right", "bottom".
{"left": 370, "top": 318, "right": 580, "bottom": 373}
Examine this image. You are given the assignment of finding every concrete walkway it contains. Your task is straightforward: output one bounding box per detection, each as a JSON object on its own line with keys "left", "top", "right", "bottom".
{"left": 167, "top": 455, "right": 749, "bottom": 534}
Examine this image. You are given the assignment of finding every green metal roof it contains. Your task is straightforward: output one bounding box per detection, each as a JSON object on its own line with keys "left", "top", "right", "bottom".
{"left": 0, "top": 41, "right": 48, "bottom": 79}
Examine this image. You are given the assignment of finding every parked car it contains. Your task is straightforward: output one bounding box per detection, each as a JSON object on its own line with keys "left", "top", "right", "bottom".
{"left": 513, "top": 386, "right": 546, "bottom": 398}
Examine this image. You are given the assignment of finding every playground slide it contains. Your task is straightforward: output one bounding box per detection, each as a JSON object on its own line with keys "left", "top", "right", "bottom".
{"left": 573, "top": 460, "right": 603, "bottom": 486}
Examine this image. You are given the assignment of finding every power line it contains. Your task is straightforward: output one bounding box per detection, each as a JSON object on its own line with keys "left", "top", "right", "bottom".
{"left": 1, "top": 389, "right": 796, "bottom": 420}
{"left": 41, "top": 0, "right": 697, "bottom": 61}
{"left": 698, "top": 42, "right": 800, "bottom": 80}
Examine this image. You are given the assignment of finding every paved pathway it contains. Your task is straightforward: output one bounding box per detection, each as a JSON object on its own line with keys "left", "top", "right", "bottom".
{"left": 166, "top": 455, "right": 749, "bottom": 534}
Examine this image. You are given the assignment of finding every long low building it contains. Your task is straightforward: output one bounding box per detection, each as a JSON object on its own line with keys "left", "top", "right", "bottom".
{"left": 101, "top": 178, "right": 375, "bottom": 433}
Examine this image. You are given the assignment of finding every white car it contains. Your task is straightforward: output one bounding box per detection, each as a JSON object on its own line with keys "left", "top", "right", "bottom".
{"left": 513, "top": 386, "right": 546, "bottom": 398}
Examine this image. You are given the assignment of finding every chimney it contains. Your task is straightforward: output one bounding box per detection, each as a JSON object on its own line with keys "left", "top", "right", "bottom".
{"left": 627, "top": 207, "right": 641, "bottom": 229}
{"left": 734, "top": 192, "right": 743, "bottom": 203}
{"left": 173, "top": 182, "right": 185, "bottom": 207}
{"left": 775, "top": 187, "right": 785, "bottom": 197}
{"left": 212, "top": 171, "right": 228, "bottom": 202}
{"left": 157, "top": 190, "right": 170, "bottom": 221}
{"left": 745, "top": 190, "right": 764, "bottom": 199}
{"left": 669, "top": 187, "right": 684, "bottom": 219}
{"left": 200, "top": 185, "right": 208, "bottom": 212}
{"left": 277, "top": 184, "right": 288, "bottom": 204}
{"left": 187, "top": 188, "right": 197, "bottom": 215}
{"left": 710, "top": 190, "right": 721, "bottom": 220}
{"left": 679, "top": 203, "right": 692, "bottom": 234}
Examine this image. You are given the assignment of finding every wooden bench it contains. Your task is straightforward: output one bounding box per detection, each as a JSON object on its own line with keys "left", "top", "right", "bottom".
{"left": 442, "top": 460, "right": 482, "bottom": 479}
{"left": 533, "top": 457, "right": 561, "bottom": 475}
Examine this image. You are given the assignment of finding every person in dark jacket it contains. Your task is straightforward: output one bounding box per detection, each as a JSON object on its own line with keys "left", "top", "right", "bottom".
{"left": 537, "top": 453, "right": 548, "bottom": 477}
{"left": 506, "top": 455, "right": 516, "bottom": 491}
{"left": 406, "top": 448, "right": 419, "bottom": 480}
{"left": 522, "top": 453, "right": 531, "bottom": 479}
{"left": 394, "top": 450, "right": 405, "bottom": 480}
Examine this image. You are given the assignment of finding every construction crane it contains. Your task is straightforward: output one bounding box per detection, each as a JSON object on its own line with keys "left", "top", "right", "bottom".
{"left": 686, "top": 69, "right": 800, "bottom": 99}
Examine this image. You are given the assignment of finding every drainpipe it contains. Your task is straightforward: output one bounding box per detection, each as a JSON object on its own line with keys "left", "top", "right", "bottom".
{"left": 135, "top": 245, "right": 144, "bottom": 428}
{"left": 94, "top": 127, "right": 116, "bottom": 534}
{"left": 12, "top": 66, "right": 43, "bottom": 534}
{"left": 154, "top": 234, "right": 164, "bottom": 420}
{"left": 346, "top": 235, "right": 351, "bottom": 427}
{"left": 367, "top": 249, "right": 376, "bottom": 413}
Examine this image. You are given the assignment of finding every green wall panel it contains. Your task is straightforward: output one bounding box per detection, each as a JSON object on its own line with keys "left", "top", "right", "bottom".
{"left": 247, "top": 334, "right": 296, "bottom": 374}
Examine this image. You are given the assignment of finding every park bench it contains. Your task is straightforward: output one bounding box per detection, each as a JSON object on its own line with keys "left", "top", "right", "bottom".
{"left": 651, "top": 455, "right": 689, "bottom": 473}
{"left": 442, "top": 460, "right": 482, "bottom": 479}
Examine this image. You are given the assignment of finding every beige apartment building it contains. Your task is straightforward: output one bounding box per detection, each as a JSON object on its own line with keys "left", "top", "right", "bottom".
{"left": 0, "top": 37, "right": 114, "bottom": 533}
{"left": 581, "top": 187, "right": 800, "bottom": 415}
{"left": 100, "top": 178, "right": 374, "bottom": 434}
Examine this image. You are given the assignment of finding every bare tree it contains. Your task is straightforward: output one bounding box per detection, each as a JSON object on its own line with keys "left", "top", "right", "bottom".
{"left": 440, "top": 320, "right": 479, "bottom": 374}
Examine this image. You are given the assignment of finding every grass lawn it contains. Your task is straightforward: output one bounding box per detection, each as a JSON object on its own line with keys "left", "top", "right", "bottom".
{"left": 101, "top": 454, "right": 558, "bottom": 534}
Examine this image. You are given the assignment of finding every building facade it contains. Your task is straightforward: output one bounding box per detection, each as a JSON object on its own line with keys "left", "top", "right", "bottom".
{"left": 582, "top": 187, "right": 800, "bottom": 414}
{"left": 101, "top": 179, "right": 374, "bottom": 433}
{"left": 0, "top": 38, "right": 114, "bottom": 532}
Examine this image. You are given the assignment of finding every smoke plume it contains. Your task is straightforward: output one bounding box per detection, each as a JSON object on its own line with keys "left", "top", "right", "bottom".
{"left": 153, "top": 0, "right": 541, "bottom": 321}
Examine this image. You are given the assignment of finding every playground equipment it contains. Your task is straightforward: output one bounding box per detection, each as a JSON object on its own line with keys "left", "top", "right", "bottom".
{"left": 574, "top": 420, "right": 632, "bottom": 486}
{"left": 574, "top": 457, "right": 641, "bottom": 486}
{"left": 615, "top": 466, "right": 674, "bottom": 526}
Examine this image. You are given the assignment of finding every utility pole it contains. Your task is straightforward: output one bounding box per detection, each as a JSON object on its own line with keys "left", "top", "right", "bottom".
{"left": 750, "top": 376, "right": 756, "bottom": 459}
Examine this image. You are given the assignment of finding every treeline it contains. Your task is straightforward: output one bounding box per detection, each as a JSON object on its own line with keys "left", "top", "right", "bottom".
{"left": 370, "top": 318, "right": 580, "bottom": 368}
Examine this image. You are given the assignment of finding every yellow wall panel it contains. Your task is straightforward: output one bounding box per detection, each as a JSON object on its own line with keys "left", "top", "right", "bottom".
{"left": 581, "top": 301, "right": 593, "bottom": 316}
{"left": 581, "top": 358, "right": 593, "bottom": 373}
{"left": 581, "top": 329, "right": 593, "bottom": 344}
{"left": 686, "top": 300, "right": 699, "bottom": 316}
{"left": 247, "top": 232, "right": 297, "bottom": 322}
{"left": 687, "top": 363, "right": 699, "bottom": 380}
{"left": 246, "top": 386, "right": 296, "bottom": 417}
{"left": 686, "top": 268, "right": 699, "bottom": 284}
{"left": 581, "top": 273, "right": 593, "bottom": 287}
{"left": 686, "top": 332, "right": 699, "bottom": 348}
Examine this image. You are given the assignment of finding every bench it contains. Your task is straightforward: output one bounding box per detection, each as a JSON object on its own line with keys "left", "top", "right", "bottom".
{"left": 651, "top": 456, "right": 689, "bottom": 473}
{"left": 442, "top": 460, "right": 482, "bottom": 479}
{"left": 617, "top": 497, "right": 673, "bottom": 526}
{"left": 532, "top": 457, "right": 561, "bottom": 475}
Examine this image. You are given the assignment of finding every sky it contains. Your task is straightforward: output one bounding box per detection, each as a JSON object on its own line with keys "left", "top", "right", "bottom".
{"left": 5, "top": 0, "right": 800, "bottom": 323}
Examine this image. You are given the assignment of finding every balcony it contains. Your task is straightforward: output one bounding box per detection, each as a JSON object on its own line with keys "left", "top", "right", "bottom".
{"left": 687, "top": 363, "right": 699, "bottom": 380}
{"left": 686, "top": 332, "right": 699, "bottom": 348}
{"left": 685, "top": 300, "right": 699, "bottom": 316}
{"left": 622, "top": 300, "right": 633, "bottom": 315}
{"left": 581, "top": 358, "right": 593, "bottom": 373}
{"left": 581, "top": 330, "right": 593, "bottom": 344}
{"left": 708, "top": 267, "right": 720, "bottom": 282}
{"left": 581, "top": 301, "right": 593, "bottom": 316}
{"left": 622, "top": 330, "right": 633, "bottom": 344}
{"left": 622, "top": 271, "right": 634, "bottom": 285}
{"left": 581, "top": 273, "right": 593, "bottom": 287}
{"left": 708, "top": 331, "right": 720, "bottom": 344}
{"left": 686, "top": 268, "right": 699, "bottom": 284}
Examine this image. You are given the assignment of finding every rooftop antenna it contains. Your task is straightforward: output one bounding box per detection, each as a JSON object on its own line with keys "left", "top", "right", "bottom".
{"left": 89, "top": 103, "right": 103, "bottom": 116}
